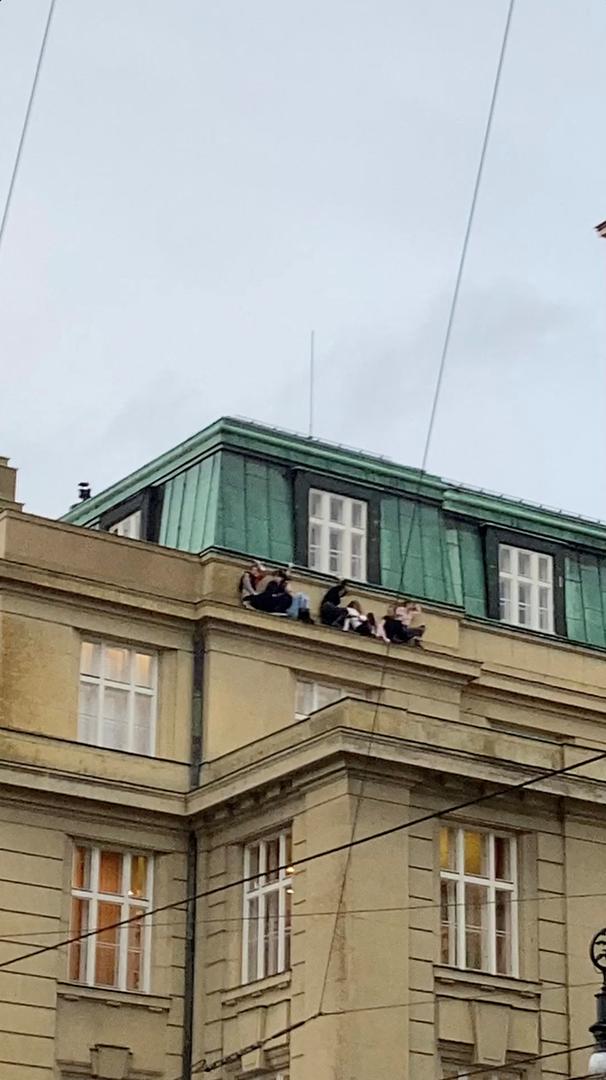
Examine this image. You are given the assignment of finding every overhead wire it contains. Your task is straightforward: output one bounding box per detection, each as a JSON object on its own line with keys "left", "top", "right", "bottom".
{"left": 0, "top": 0, "right": 57, "bottom": 257}
{"left": 1, "top": 743, "right": 604, "bottom": 973}
{"left": 314, "top": 0, "right": 518, "bottom": 1021}
{"left": 2, "top": 881, "right": 606, "bottom": 941}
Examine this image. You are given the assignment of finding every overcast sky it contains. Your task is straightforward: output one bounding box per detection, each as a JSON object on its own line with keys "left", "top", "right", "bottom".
{"left": 1, "top": 0, "right": 605, "bottom": 520}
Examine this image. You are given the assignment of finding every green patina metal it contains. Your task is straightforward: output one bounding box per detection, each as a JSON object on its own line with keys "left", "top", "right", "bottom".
{"left": 60, "top": 417, "right": 606, "bottom": 646}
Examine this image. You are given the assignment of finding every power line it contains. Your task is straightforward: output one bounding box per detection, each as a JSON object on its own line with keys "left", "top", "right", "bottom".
{"left": 0, "top": 0, "right": 57, "bottom": 258}
{"left": 315, "top": 0, "right": 517, "bottom": 1021}
{"left": 3, "top": 883, "right": 606, "bottom": 941}
{"left": 0, "top": 742, "right": 603, "bottom": 972}
{"left": 184, "top": 1022, "right": 594, "bottom": 1079}
{"left": 440, "top": 1043, "right": 595, "bottom": 1080}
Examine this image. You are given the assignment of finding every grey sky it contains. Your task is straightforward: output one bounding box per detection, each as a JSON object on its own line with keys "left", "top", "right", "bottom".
{"left": 1, "top": 0, "right": 605, "bottom": 520}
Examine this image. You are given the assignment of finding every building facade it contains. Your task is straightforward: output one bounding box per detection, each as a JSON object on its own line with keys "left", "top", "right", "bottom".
{"left": 1, "top": 418, "right": 606, "bottom": 1078}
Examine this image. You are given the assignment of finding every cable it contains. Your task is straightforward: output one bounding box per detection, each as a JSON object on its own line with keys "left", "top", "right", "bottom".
{"left": 0, "top": 0, "right": 58, "bottom": 257}
{"left": 186, "top": 1024, "right": 594, "bottom": 1079}
{"left": 1, "top": 743, "right": 603, "bottom": 975}
{"left": 4, "top": 882, "right": 606, "bottom": 941}
{"left": 315, "top": 0, "right": 517, "bottom": 1020}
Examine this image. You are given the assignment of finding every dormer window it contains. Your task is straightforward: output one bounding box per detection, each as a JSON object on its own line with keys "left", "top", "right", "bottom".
{"left": 108, "top": 510, "right": 142, "bottom": 540}
{"left": 485, "top": 528, "right": 564, "bottom": 637}
{"left": 498, "top": 544, "right": 553, "bottom": 633}
{"left": 308, "top": 489, "right": 367, "bottom": 580}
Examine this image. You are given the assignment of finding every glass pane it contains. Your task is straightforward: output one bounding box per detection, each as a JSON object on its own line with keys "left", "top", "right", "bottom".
{"left": 99, "top": 850, "right": 123, "bottom": 895}
{"left": 439, "top": 826, "right": 455, "bottom": 871}
{"left": 317, "top": 684, "right": 342, "bottom": 709}
{"left": 309, "top": 491, "right": 322, "bottom": 519}
{"left": 73, "top": 846, "right": 91, "bottom": 890}
{"left": 104, "top": 646, "right": 130, "bottom": 684}
{"left": 284, "top": 881, "right": 292, "bottom": 970}
{"left": 127, "top": 907, "right": 145, "bottom": 990}
{"left": 517, "top": 582, "right": 531, "bottom": 625}
{"left": 80, "top": 641, "right": 101, "bottom": 677}
{"left": 69, "top": 897, "right": 89, "bottom": 981}
{"left": 295, "top": 681, "right": 312, "bottom": 717}
{"left": 351, "top": 502, "right": 364, "bottom": 529}
{"left": 79, "top": 682, "right": 99, "bottom": 743}
{"left": 246, "top": 894, "right": 259, "bottom": 980}
{"left": 134, "top": 653, "right": 154, "bottom": 688}
{"left": 498, "top": 546, "right": 511, "bottom": 573}
{"left": 499, "top": 576, "right": 511, "bottom": 622}
{"left": 308, "top": 524, "right": 321, "bottom": 569}
{"left": 464, "top": 883, "right": 488, "bottom": 970}
{"left": 538, "top": 555, "right": 551, "bottom": 583}
{"left": 494, "top": 837, "right": 512, "bottom": 882}
{"left": 351, "top": 533, "right": 362, "bottom": 557}
{"left": 247, "top": 844, "right": 260, "bottom": 887}
{"left": 95, "top": 902, "right": 121, "bottom": 987}
{"left": 266, "top": 838, "right": 280, "bottom": 883}
{"left": 133, "top": 694, "right": 153, "bottom": 755}
{"left": 495, "top": 890, "right": 512, "bottom": 974}
{"left": 538, "top": 586, "right": 552, "bottom": 631}
{"left": 264, "top": 888, "right": 280, "bottom": 976}
{"left": 440, "top": 878, "right": 456, "bottom": 965}
{"left": 350, "top": 554, "right": 362, "bottom": 579}
{"left": 328, "top": 529, "right": 343, "bottom": 574}
{"left": 102, "top": 687, "right": 129, "bottom": 750}
{"left": 514, "top": 552, "right": 529, "bottom": 578}
{"left": 329, "top": 497, "right": 344, "bottom": 524}
{"left": 129, "top": 855, "right": 148, "bottom": 899}
{"left": 464, "top": 831, "right": 487, "bottom": 876}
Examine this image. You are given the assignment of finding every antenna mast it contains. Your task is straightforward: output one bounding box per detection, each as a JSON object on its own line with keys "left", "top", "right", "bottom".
{"left": 308, "top": 329, "right": 315, "bottom": 437}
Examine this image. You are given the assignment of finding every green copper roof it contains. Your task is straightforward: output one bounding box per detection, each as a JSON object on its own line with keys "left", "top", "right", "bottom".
{"left": 62, "top": 415, "right": 606, "bottom": 546}
{"left": 59, "top": 416, "right": 606, "bottom": 649}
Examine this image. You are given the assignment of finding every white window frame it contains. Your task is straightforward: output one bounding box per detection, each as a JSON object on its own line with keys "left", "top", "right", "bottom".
{"left": 108, "top": 509, "right": 143, "bottom": 539}
{"left": 70, "top": 845, "right": 153, "bottom": 993}
{"left": 498, "top": 543, "right": 554, "bottom": 633}
{"left": 242, "top": 830, "right": 293, "bottom": 984}
{"left": 79, "top": 640, "right": 157, "bottom": 756}
{"left": 308, "top": 488, "right": 367, "bottom": 580}
{"left": 440, "top": 826, "right": 518, "bottom": 977}
{"left": 295, "top": 679, "right": 345, "bottom": 720}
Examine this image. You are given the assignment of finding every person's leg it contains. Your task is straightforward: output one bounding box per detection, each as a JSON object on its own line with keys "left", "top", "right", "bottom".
{"left": 287, "top": 593, "right": 313, "bottom": 619}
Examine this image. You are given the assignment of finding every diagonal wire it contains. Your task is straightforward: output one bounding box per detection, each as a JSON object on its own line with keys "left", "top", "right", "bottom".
{"left": 0, "top": 0, "right": 58, "bottom": 257}
{"left": 0, "top": 743, "right": 604, "bottom": 972}
{"left": 315, "top": 0, "right": 517, "bottom": 1022}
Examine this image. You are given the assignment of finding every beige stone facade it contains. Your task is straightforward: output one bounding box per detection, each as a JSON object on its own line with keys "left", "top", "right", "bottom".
{"left": 1, "top": 488, "right": 606, "bottom": 1078}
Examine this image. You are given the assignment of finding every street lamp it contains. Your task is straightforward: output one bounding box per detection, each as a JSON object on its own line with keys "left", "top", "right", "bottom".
{"left": 588, "top": 929, "right": 606, "bottom": 1075}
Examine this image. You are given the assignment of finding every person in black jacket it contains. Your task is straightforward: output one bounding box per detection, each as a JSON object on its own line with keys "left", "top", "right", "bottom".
{"left": 320, "top": 581, "right": 349, "bottom": 627}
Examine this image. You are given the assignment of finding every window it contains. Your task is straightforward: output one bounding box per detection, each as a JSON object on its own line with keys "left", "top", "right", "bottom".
{"left": 79, "top": 641, "right": 157, "bottom": 756}
{"left": 69, "top": 845, "right": 152, "bottom": 991}
{"left": 295, "top": 680, "right": 345, "bottom": 720}
{"left": 108, "top": 510, "right": 142, "bottom": 539}
{"left": 242, "top": 830, "right": 293, "bottom": 984}
{"left": 439, "top": 825, "right": 517, "bottom": 976}
{"left": 308, "top": 489, "right": 367, "bottom": 579}
{"left": 498, "top": 544, "right": 553, "bottom": 633}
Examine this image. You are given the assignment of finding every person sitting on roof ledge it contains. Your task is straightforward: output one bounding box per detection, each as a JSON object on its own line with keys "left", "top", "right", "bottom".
{"left": 320, "top": 580, "right": 349, "bottom": 628}
{"left": 378, "top": 602, "right": 425, "bottom": 646}
{"left": 342, "top": 600, "right": 377, "bottom": 638}
{"left": 239, "top": 564, "right": 314, "bottom": 624}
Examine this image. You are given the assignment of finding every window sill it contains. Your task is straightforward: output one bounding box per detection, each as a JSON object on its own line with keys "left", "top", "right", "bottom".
{"left": 222, "top": 970, "right": 292, "bottom": 1007}
{"left": 434, "top": 965, "right": 541, "bottom": 1001}
{"left": 57, "top": 981, "right": 170, "bottom": 1012}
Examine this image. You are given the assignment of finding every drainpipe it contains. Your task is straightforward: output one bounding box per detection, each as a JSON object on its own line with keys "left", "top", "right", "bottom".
{"left": 182, "top": 623, "right": 204, "bottom": 1079}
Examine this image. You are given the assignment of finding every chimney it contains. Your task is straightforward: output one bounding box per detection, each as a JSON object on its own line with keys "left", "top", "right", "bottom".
{"left": 596, "top": 220, "right": 606, "bottom": 239}
{"left": 0, "top": 457, "right": 22, "bottom": 512}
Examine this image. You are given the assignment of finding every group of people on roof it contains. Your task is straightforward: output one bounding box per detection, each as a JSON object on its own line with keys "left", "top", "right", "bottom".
{"left": 239, "top": 562, "right": 425, "bottom": 646}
